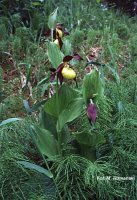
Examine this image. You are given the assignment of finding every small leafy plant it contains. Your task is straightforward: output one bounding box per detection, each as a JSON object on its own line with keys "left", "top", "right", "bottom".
{"left": 31, "top": 8, "right": 106, "bottom": 161}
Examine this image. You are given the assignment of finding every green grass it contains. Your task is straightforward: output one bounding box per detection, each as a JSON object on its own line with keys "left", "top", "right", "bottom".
{"left": 0, "top": 118, "right": 57, "bottom": 200}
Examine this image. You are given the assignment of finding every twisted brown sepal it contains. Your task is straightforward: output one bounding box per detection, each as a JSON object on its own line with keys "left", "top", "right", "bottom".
{"left": 73, "top": 53, "right": 83, "bottom": 61}
{"left": 50, "top": 63, "right": 65, "bottom": 85}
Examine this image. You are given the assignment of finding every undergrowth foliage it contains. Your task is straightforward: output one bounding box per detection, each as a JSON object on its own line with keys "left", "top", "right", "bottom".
{"left": 0, "top": 1, "right": 137, "bottom": 200}
{"left": 104, "top": 0, "right": 137, "bottom": 16}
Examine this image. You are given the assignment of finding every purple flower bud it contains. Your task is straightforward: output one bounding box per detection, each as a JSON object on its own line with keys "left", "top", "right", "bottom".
{"left": 73, "top": 53, "right": 83, "bottom": 61}
{"left": 87, "top": 103, "right": 97, "bottom": 123}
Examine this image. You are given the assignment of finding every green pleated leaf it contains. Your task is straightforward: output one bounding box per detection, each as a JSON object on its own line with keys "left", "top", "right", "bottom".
{"left": 44, "top": 84, "right": 78, "bottom": 118}
{"left": 47, "top": 42, "right": 64, "bottom": 68}
{"left": 0, "top": 118, "right": 21, "bottom": 127}
{"left": 18, "top": 161, "right": 53, "bottom": 178}
{"left": 31, "top": 125, "right": 58, "bottom": 160}
{"left": 57, "top": 98, "right": 84, "bottom": 131}
{"left": 39, "top": 110, "right": 58, "bottom": 139}
{"left": 48, "top": 7, "right": 58, "bottom": 30}
{"left": 83, "top": 70, "right": 104, "bottom": 104}
{"left": 62, "top": 39, "right": 72, "bottom": 56}
{"left": 76, "top": 131, "right": 106, "bottom": 147}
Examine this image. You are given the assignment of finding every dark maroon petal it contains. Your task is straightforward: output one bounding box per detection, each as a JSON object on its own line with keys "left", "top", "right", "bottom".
{"left": 63, "top": 55, "right": 73, "bottom": 62}
{"left": 44, "top": 29, "right": 51, "bottom": 37}
{"left": 58, "top": 37, "right": 63, "bottom": 49}
{"left": 56, "top": 30, "right": 59, "bottom": 38}
{"left": 64, "top": 30, "right": 69, "bottom": 36}
{"left": 74, "top": 78, "right": 78, "bottom": 88}
{"left": 87, "top": 103, "right": 97, "bottom": 123}
{"left": 53, "top": 29, "right": 56, "bottom": 39}
{"left": 50, "top": 63, "right": 65, "bottom": 84}
{"left": 43, "top": 29, "right": 57, "bottom": 39}
{"left": 50, "top": 72, "right": 56, "bottom": 81}
{"left": 56, "top": 62, "right": 65, "bottom": 85}
{"left": 49, "top": 68, "right": 56, "bottom": 72}
{"left": 57, "top": 72, "right": 64, "bottom": 85}
{"left": 56, "top": 63, "right": 65, "bottom": 73}
{"left": 73, "top": 53, "right": 83, "bottom": 61}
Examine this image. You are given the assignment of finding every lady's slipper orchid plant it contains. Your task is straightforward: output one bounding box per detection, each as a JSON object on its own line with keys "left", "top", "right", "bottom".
{"left": 19, "top": 9, "right": 109, "bottom": 188}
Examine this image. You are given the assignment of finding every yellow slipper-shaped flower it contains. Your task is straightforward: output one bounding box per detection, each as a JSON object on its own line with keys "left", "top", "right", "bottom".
{"left": 61, "top": 66, "right": 76, "bottom": 79}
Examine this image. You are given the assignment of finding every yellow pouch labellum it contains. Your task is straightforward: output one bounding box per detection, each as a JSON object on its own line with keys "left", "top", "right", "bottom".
{"left": 54, "top": 39, "right": 59, "bottom": 47}
{"left": 61, "top": 67, "right": 76, "bottom": 79}
{"left": 56, "top": 28, "right": 63, "bottom": 38}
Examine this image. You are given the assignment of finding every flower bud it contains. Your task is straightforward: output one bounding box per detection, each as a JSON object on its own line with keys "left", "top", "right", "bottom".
{"left": 87, "top": 103, "right": 97, "bottom": 123}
